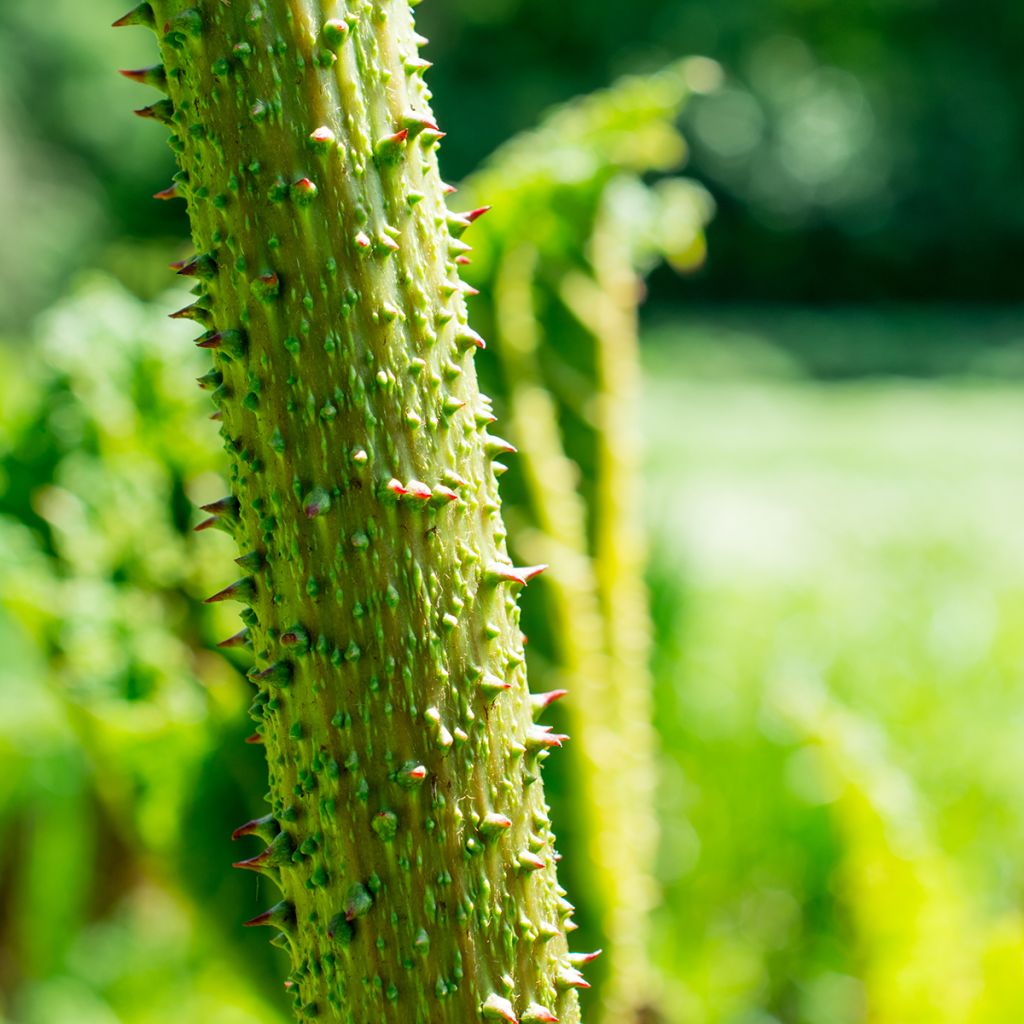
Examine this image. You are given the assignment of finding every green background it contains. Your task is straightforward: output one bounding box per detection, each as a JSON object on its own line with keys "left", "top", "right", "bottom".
{"left": 2, "top": 2, "right": 1024, "bottom": 1023}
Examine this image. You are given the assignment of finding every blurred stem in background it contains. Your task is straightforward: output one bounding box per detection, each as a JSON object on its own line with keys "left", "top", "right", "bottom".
{"left": 462, "top": 59, "right": 718, "bottom": 1021}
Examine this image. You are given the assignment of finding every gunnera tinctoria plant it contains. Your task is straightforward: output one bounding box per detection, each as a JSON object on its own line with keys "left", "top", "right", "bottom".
{"left": 115, "top": 2, "right": 593, "bottom": 1021}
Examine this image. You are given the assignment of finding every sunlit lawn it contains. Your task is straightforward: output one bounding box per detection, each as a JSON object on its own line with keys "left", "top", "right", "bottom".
{"left": 642, "top": 337, "right": 1024, "bottom": 1022}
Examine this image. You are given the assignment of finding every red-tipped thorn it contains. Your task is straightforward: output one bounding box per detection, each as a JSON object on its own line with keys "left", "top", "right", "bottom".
{"left": 465, "top": 205, "right": 492, "bottom": 223}
{"left": 217, "top": 628, "right": 251, "bottom": 649}
{"left": 531, "top": 689, "right": 569, "bottom": 714}
{"left": 406, "top": 480, "right": 432, "bottom": 501}
{"left": 119, "top": 66, "right": 167, "bottom": 91}
{"left": 242, "top": 901, "right": 294, "bottom": 930}
{"left": 112, "top": 3, "right": 154, "bottom": 28}
{"left": 233, "top": 848, "right": 273, "bottom": 872}
{"left": 386, "top": 478, "right": 408, "bottom": 497}
{"left": 200, "top": 496, "right": 238, "bottom": 517}
{"left": 169, "top": 302, "right": 209, "bottom": 321}
{"left": 153, "top": 183, "right": 180, "bottom": 201}
{"left": 522, "top": 1005, "right": 559, "bottom": 1024}
{"left": 518, "top": 850, "right": 546, "bottom": 872}
{"left": 231, "top": 814, "right": 276, "bottom": 841}
{"left": 482, "top": 994, "right": 518, "bottom": 1024}
{"left": 487, "top": 563, "right": 548, "bottom": 586}
{"left": 556, "top": 967, "right": 591, "bottom": 990}
{"left": 244, "top": 732, "right": 263, "bottom": 745}
{"left": 567, "top": 950, "right": 603, "bottom": 966}
{"left": 527, "top": 724, "right": 569, "bottom": 750}
{"left": 456, "top": 327, "right": 487, "bottom": 350}
{"left": 205, "top": 577, "right": 255, "bottom": 605}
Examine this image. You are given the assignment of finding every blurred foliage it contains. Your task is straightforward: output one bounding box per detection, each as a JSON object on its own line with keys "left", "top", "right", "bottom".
{"left": 0, "top": 278, "right": 287, "bottom": 1023}
{"left": 643, "top": 372, "right": 1024, "bottom": 1023}
{"left": 1, "top": 0, "right": 1021, "bottom": 334}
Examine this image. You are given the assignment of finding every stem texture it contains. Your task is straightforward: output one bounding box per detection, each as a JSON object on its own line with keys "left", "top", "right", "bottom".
{"left": 121, "top": 2, "right": 586, "bottom": 1021}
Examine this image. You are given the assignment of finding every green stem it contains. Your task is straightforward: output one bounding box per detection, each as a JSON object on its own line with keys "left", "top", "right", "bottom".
{"left": 120, "top": 2, "right": 585, "bottom": 1021}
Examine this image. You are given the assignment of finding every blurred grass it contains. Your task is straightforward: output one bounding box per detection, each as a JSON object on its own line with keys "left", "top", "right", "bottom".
{"left": 643, "top": 332, "right": 1024, "bottom": 1022}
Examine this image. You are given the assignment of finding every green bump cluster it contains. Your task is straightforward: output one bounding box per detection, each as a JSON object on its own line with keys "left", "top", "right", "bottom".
{"left": 116, "top": 1, "right": 591, "bottom": 1021}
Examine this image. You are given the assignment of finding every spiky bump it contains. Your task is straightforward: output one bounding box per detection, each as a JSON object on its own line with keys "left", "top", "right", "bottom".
{"left": 127, "top": 1, "right": 583, "bottom": 1022}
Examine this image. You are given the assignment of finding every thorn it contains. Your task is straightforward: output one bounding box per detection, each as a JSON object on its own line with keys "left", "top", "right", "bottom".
{"left": 233, "top": 830, "right": 294, "bottom": 871}
{"left": 485, "top": 563, "right": 547, "bottom": 587}
{"left": 291, "top": 177, "right": 318, "bottom": 204}
{"left": 441, "top": 182, "right": 458, "bottom": 196}
{"left": 402, "top": 113, "right": 440, "bottom": 137}
{"left": 526, "top": 724, "right": 569, "bottom": 751}
{"left": 566, "top": 951, "right": 603, "bottom": 967}
{"left": 153, "top": 183, "right": 181, "bottom": 201}
{"left": 309, "top": 125, "right": 337, "bottom": 151}
{"left": 243, "top": 901, "right": 295, "bottom": 931}
{"left": 232, "top": 814, "right": 278, "bottom": 842}
{"left": 431, "top": 485, "right": 459, "bottom": 504}
{"left": 196, "top": 369, "right": 222, "bottom": 391}
{"left": 396, "top": 762, "right": 428, "bottom": 788}
{"left": 234, "top": 551, "right": 263, "bottom": 573}
{"left": 456, "top": 255, "right": 472, "bottom": 266}
{"left": 119, "top": 65, "right": 168, "bottom": 92}
{"left": 480, "top": 673, "right": 512, "bottom": 699}
{"left": 252, "top": 272, "right": 280, "bottom": 299}
{"left": 374, "top": 129, "right": 409, "bottom": 165}
{"left": 555, "top": 967, "right": 590, "bottom": 991}
{"left": 303, "top": 486, "right": 332, "bottom": 518}
{"left": 193, "top": 516, "right": 220, "bottom": 532}
{"left": 244, "top": 732, "right": 263, "bottom": 744}
{"left": 443, "top": 470, "right": 471, "bottom": 489}
{"left": 168, "top": 299, "right": 210, "bottom": 323}
{"left": 205, "top": 577, "right": 255, "bottom": 605}
{"left": 200, "top": 495, "right": 239, "bottom": 518}
{"left": 484, "top": 435, "right": 517, "bottom": 456}
{"left": 521, "top": 1005, "right": 558, "bottom": 1024}
{"left": 386, "top": 478, "right": 408, "bottom": 497}
{"left": 481, "top": 994, "right": 518, "bottom": 1024}
{"left": 518, "top": 850, "right": 546, "bottom": 872}
{"left": 466, "top": 205, "right": 492, "bottom": 223}
{"left": 176, "top": 254, "right": 217, "bottom": 279}
{"left": 404, "top": 56, "right": 433, "bottom": 75}
{"left": 195, "top": 329, "right": 246, "bottom": 356}
{"left": 405, "top": 480, "right": 432, "bottom": 501}
{"left": 480, "top": 812, "right": 513, "bottom": 836}
{"left": 112, "top": 3, "right": 155, "bottom": 28}
{"left": 218, "top": 627, "right": 251, "bottom": 649}
{"left": 455, "top": 326, "right": 486, "bottom": 351}
{"left": 249, "top": 661, "right": 293, "bottom": 689}
{"left": 280, "top": 626, "right": 309, "bottom": 652}
{"left": 133, "top": 98, "right": 174, "bottom": 123}
{"left": 531, "top": 690, "right": 568, "bottom": 716}
{"left": 321, "top": 18, "right": 349, "bottom": 49}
